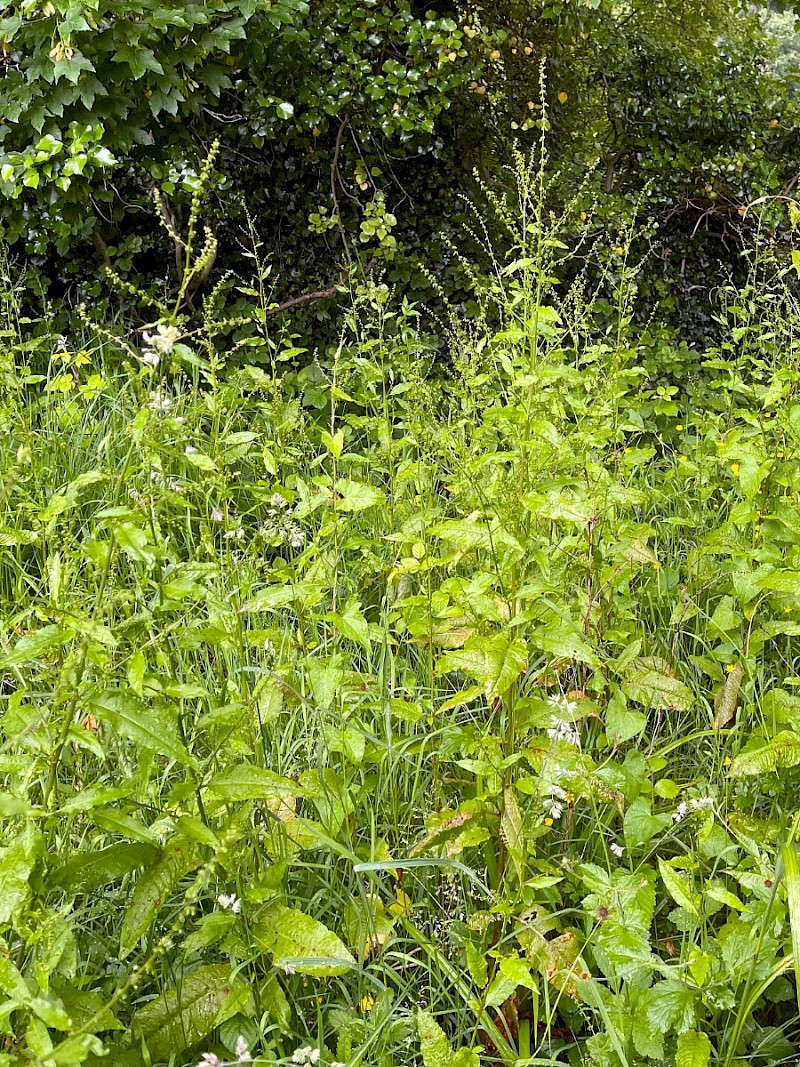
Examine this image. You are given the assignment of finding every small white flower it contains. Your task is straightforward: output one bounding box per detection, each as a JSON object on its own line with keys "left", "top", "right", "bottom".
{"left": 542, "top": 796, "right": 564, "bottom": 819}
{"left": 217, "top": 893, "right": 241, "bottom": 914}
{"left": 691, "top": 796, "right": 714, "bottom": 811}
{"left": 331, "top": 1062, "right": 346, "bottom": 1067}
{"left": 672, "top": 801, "right": 690, "bottom": 824}
{"left": 224, "top": 527, "right": 245, "bottom": 541}
{"left": 610, "top": 843, "right": 624, "bottom": 858}
{"left": 198, "top": 1055, "right": 221, "bottom": 1067}
{"left": 211, "top": 507, "right": 224, "bottom": 522}
{"left": 270, "top": 492, "right": 289, "bottom": 509}
{"left": 147, "top": 389, "right": 172, "bottom": 412}
{"left": 309, "top": 1051, "right": 321, "bottom": 1065}
{"left": 235, "top": 1036, "right": 251, "bottom": 1062}
{"left": 546, "top": 716, "right": 580, "bottom": 747}
{"left": 140, "top": 348, "right": 160, "bottom": 369}
{"left": 548, "top": 694, "right": 579, "bottom": 716}
{"left": 292, "top": 1047, "right": 314, "bottom": 1064}
{"left": 185, "top": 445, "right": 197, "bottom": 455}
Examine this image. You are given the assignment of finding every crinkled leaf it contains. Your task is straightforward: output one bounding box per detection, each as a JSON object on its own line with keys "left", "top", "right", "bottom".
{"left": 132, "top": 964, "right": 238, "bottom": 1059}
{"left": 119, "top": 837, "right": 195, "bottom": 958}
{"left": 254, "top": 905, "right": 355, "bottom": 976}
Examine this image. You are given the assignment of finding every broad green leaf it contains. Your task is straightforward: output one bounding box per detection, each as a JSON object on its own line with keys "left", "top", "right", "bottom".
{"left": 500, "top": 785, "right": 525, "bottom": 882}
{"left": 428, "top": 518, "right": 522, "bottom": 554}
{"left": 254, "top": 905, "right": 355, "bottom": 976}
{"left": 132, "top": 965, "right": 239, "bottom": 1059}
{"left": 623, "top": 667, "right": 694, "bottom": 711}
{"left": 623, "top": 797, "right": 671, "bottom": 850}
{"left": 729, "top": 732, "right": 800, "bottom": 776}
{"left": 465, "top": 941, "right": 488, "bottom": 987}
{"left": 605, "top": 689, "right": 647, "bottom": 743}
{"left": 0, "top": 835, "right": 38, "bottom": 923}
{"left": 53, "top": 843, "right": 158, "bottom": 893}
{"left": 89, "top": 689, "right": 193, "bottom": 765}
{"left": 327, "top": 598, "right": 371, "bottom": 650}
{"left": 658, "top": 859, "right": 700, "bottom": 917}
{"left": 437, "top": 634, "right": 527, "bottom": 700}
{"left": 206, "top": 764, "right": 302, "bottom": 802}
{"left": 417, "top": 1009, "right": 453, "bottom": 1067}
{"left": 676, "top": 1029, "right": 711, "bottom": 1067}
{"left": 113, "top": 521, "right": 157, "bottom": 566}
{"left": 119, "top": 837, "right": 195, "bottom": 958}
{"left": 713, "top": 662, "right": 743, "bottom": 729}
{"left": 0, "top": 624, "right": 68, "bottom": 667}
{"left": 334, "top": 479, "right": 384, "bottom": 512}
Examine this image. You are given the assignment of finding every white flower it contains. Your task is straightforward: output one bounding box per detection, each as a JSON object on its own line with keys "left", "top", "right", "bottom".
{"left": 546, "top": 716, "right": 580, "bottom": 747}
{"left": 185, "top": 445, "right": 197, "bottom": 455}
{"left": 547, "top": 694, "right": 579, "bottom": 716}
{"left": 309, "top": 1052, "right": 320, "bottom": 1065}
{"left": 610, "top": 843, "right": 624, "bottom": 858}
{"left": 331, "top": 1062, "right": 346, "bottom": 1067}
{"left": 542, "top": 796, "right": 564, "bottom": 819}
{"left": 691, "top": 796, "right": 714, "bottom": 811}
{"left": 211, "top": 507, "right": 224, "bottom": 522}
{"left": 270, "top": 492, "right": 289, "bottom": 509}
{"left": 235, "top": 1036, "right": 251, "bottom": 1062}
{"left": 217, "top": 893, "right": 242, "bottom": 914}
{"left": 292, "top": 1047, "right": 317, "bottom": 1065}
{"left": 140, "top": 348, "right": 160, "bottom": 369}
{"left": 224, "top": 527, "right": 245, "bottom": 541}
{"left": 143, "top": 323, "right": 182, "bottom": 357}
{"left": 147, "top": 389, "right": 172, "bottom": 412}
{"left": 198, "top": 1055, "right": 221, "bottom": 1067}
{"left": 672, "top": 801, "right": 690, "bottom": 824}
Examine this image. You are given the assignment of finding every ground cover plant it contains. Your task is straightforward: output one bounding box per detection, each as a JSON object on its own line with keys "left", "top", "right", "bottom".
{"left": 3, "top": 152, "right": 800, "bottom": 1067}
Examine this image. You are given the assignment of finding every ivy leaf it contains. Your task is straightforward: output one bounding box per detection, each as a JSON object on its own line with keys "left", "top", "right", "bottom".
{"left": 254, "top": 905, "right": 355, "bottom": 976}
{"left": 132, "top": 965, "right": 241, "bottom": 1059}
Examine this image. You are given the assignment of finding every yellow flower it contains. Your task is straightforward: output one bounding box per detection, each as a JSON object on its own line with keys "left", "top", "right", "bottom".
{"left": 725, "top": 664, "right": 735, "bottom": 673}
{"left": 675, "top": 424, "right": 684, "bottom": 430}
{"left": 624, "top": 447, "right": 631, "bottom": 454}
{"left": 359, "top": 994, "right": 375, "bottom": 1013}
{"left": 724, "top": 756, "right": 732, "bottom": 767}
{"left": 680, "top": 455, "right": 688, "bottom": 463}
{"left": 544, "top": 817, "right": 553, "bottom": 827}
{"left": 564, "top": 792, "right": 575, "bottom": 804}
{"left": 764, "top": 412, "right": 772, "bottom": 418}
{"left": 784, "top": 605, "right": 792, "bottom": 613}
{"left": 731, "top": 463, "right": 740, "bottom": 476}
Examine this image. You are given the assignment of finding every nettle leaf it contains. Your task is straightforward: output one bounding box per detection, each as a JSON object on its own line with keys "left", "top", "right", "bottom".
{"left": 645, "top": 979, "right": 697, "bottom": 1034}
{"left": 90, "top": 689, "right": 193, "bottom": 765}
{"left": 623, "top": 664, "right": 694, "bottom": 711}
{"left": 206, "top": 764, "right": 303, "bottom": 802}
{"left": 254, "top": 904, "right": 355, "bottom": 976}
{"left": 119, "top": 837, "right": 196, "bottom": 958}
{"left": 437, "top": 634, "right": 527, "bottom": 700}
{"left": 676, "top": 1029, "right": 712, "bottom": 1067}
{"left": 132, "top": 964, "right": 242, "bottom": 1059}
{"left": 729, "top": 731, "right": 800, "bottom": 776}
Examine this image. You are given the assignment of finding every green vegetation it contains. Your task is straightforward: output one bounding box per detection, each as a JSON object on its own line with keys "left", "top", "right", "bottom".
{"left": 4, "top": 0, "right": 800, "bottom": 1064}
{"left": 3, "top": 145, "right": 800, "bottom": 1067}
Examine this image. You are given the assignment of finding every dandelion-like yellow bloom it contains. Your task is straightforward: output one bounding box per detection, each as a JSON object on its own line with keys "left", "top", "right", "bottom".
{"left": 359, "top": 994, "right": 375, "bottom": 1013}
{"left": 731, "top": 463, "right": 740, "bottom": 476}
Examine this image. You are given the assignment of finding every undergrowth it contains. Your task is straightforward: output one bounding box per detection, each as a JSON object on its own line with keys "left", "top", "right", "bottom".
{"left": 2, "top": 156, "right": 800, "bottom": 1067}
